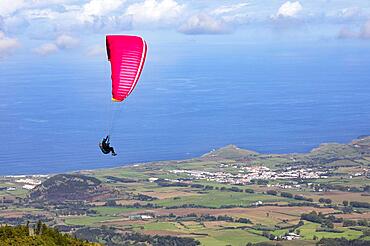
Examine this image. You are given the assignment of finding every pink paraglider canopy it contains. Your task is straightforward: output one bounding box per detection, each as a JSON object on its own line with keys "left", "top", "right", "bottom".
{"left": 106, "top": 35, "right": 147, "bottom": 102}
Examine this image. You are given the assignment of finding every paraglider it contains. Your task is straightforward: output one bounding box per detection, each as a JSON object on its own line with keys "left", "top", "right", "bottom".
{"left": 99, "top": 35, "right": 148, "bottom": 156}
{"left": 99, "top": 136, "right": 117, "bottom": 156}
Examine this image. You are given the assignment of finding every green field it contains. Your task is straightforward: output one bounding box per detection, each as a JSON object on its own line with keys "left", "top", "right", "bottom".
{"left": 153, "top": 190, "right": 291, "bottom": 208}
{"left": 299, "top": 222, "right": 363, "bottom": 240}
{"left": 199, "top": 229, "right": 267, "bottom": 246}
{"left": 64, "top": 216, "right": 116, "bottom": 226}
{"left": 92, "top": 206, "right": 141, "bottom": 216}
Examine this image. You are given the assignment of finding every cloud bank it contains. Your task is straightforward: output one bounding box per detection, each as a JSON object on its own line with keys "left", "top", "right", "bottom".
{"left": 179, "top": 14, "right": 230, "bottom": 35}
{"left": 338, "top": 20, "right": 370, "bottom": 40}
{"left": 34, "top": 34, "right": 79, "bottom": 55}
{"left": 0, "top": 32, "right": 20, "bottom": 57}
{"left": 34, "top": 43, "right": 58, "bottom": 55}
{"left": 273, "top": 1, "right": 303, "bottom": 19}
{"left": 1, "top": 0, "right": 370, "bottom": 56}
{"left": 126, "top": 0, "right": 184, "bottom": 27}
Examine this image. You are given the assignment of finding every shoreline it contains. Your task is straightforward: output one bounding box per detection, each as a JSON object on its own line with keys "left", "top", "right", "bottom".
{"left": 1, "top": 134, "right": 368, "bottom": 177}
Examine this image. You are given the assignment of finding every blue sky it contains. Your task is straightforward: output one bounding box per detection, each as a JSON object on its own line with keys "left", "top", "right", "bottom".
{"left": 1, "top": 0, "right": 370, "bottom": 58}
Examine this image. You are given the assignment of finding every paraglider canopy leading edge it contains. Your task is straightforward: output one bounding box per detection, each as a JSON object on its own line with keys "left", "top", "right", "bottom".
{"left": 99, "top": 35, "right": 148, "bottom": 156}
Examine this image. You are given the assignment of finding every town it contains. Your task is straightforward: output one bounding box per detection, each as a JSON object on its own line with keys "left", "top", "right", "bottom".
{"left": 170, "top": 165, "right": 328, "bottom": 185}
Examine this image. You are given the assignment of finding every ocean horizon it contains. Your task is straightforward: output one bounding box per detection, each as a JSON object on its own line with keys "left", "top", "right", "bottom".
{"left": 1, "top": 40, "right": 369, "bottom": 175}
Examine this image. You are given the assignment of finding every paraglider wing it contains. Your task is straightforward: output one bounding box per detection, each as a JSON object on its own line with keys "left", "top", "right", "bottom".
{"left": 106, "top": 35, "right": 147, "bottom": 102}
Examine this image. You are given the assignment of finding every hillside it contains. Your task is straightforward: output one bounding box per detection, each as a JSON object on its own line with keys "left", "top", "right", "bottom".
{"left": 29, "top": 174, "right": 103, "bottom": 202}
{"left": 202, "top": 144, "right": 259, "bottom": 159}
{"left": 0, "top": 222, "right": 100, "bottom": 246}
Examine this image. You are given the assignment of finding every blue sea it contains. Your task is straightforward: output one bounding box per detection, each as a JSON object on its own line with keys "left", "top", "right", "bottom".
{"left": 1, "top": 39, "right": 369, "bottom": 175}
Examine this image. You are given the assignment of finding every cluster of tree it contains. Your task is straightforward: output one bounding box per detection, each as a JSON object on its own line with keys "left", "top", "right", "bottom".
{"left": 266, "top": 190, "right": 278, "bottom": 196}
{"left": 261, "top": 231, "right": 276, "bottom": 240}
{"left": 364, "top": 185, "right": 370, "bottom": 193}
{"left": 343, "top": 219, "right": 369, "bottom": 227}
{"left": 154, "top": 179, "right": 189, "bottom": 188}
{"left": 250, "top": 179, "right": 269, "bottom": 185}
{"left": 75, "top": 227, "right": 200, "bottom": 246}
{"left": 349, "top": 201, "right": 370, "bottom": 209}
{"left": 312, "top": 183, "right": 367, "bottom": 193}
{"left": 103, "top": 201, "right": 160, "bottom": 209}
{"left": 0, "top": 214, "right": 52, "bottom": 226}
{"left": 0, "top": 222, "right": 98, "bottom": 246}
{"left": 245, "top": 188, "right": 255, "bottom": 193}
{"left": 55, "top": 208, "right": 88, "bottom": 216}
{"left": 286, "top": 202, "right": 320, "bottom": 207}
{"left": 166, "top": 204, "right": 213, "bottom": 209}
{"left": 155, "top": 179, "right": 215, "bottom": 192}
{"left": 265, "top": 190, "right": 313, "bottom": 202}
{"left": 280, "top": 192, "right": 293, "bottom": 198}
{"left": 317, "top": 237, "right": 370, "bottom": 246}
{"left": 220, "top": 186, "right": 243, "bottom": 192}
{"left": 279, "top": 220, "right": 304, "bottom": 231}
{"left": 132, "top": 193, "right": 158, "bottom": 201}
{"left": 301, "top": 211, "right": 342, "bottom": 229}
{"left": 169, "top": 213, "right": 252, "bottom": 224}
{"left": 154, "top": 178, "right": 259, "bottom": 194}
{"left": 293, "top": 194, "right": 313, "bottom": 202}
{"left": 319, "top": 198, "right": 332, "bottom": 204}
{"left": 315, "top": 227, "right": 344, "bottom": 233}
{"left": 104, "top": 176, "right": 136, "bottom": 183}
{"left": 190, "top": 184, "right": 213, "bottom": 190}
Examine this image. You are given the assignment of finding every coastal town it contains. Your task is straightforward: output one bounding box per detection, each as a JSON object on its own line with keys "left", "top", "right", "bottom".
{"left": 0, "top": 175, "right": 48, "bottom": 191}
{"left": 170, "top": 165, "right": 329, "bottom": 185}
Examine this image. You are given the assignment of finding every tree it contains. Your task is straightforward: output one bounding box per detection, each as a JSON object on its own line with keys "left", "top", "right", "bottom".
{"left": 266, "top": 190, "right": 277, "bottom": 196}
{"left": 281, "top": 192, "right": 293, "bottom": 198}
{"left": 36, "top": 220, "right": 43, "bottom": 235}
{"left": 105, "top": 199, "right": 117, "bottom": 206}
{"left": 358, "top": 219, "right": 368, "bottom": 227}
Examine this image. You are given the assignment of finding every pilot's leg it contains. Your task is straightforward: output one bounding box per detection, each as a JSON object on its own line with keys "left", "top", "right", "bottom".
{"left": 111, "top": 147, "right": 117, "bottom": 156}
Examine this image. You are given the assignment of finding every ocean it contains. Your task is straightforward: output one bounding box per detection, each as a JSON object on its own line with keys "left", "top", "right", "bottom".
{"left": 0, "top": 40, "right": 369, "bottom": 175}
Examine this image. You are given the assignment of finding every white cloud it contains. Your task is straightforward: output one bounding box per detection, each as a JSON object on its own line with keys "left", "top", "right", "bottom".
{"left": 0, "top": 32, "right": 20, "bottom": 56}
{"left": 0, "top": 0, "right": 25, "bottom": 16}
{"left": 55, "top": 34, "right": 79, "bottom": 49}
{"left": 34, "top": 34, "right": 78, "bottom": 56}
{"left": 276, "top": 1, "right": 302, "bottom": 18}
{"left": 338, "top": 7, "right": 362, "bottom": 19}
{"left": 338, "top": 27, "right": 357, "bottom": 39}
{"left": 126, "top": 0, "right": 184, "bottom": 26}
{"left": 0, "top": 16, "right": 4, "bottom": 31}
{"left": 360, "top": 20, "right": 370, "bottom": 39}
{"left": 337, "top": 20, "right": 370, "bottom": 40}
{"left": 33, "top": 43, "right": 58, "bottom": 55}
{"left": 212, "top": 3, "right": 250, "bottom": 15}
{"left": 81, "top": 0, "right": 125, "bottom": 22}
{"left": 86, "top": 44, "right": 105, "bottom": 56}
{"left": 179, "top": 14, "right": 230, "bottom": 35}
{"left": 2, "top": 15, "right": 29, "bottom": 33}
{"left": 210, "top": 2, "right": 250, "bottom": 25}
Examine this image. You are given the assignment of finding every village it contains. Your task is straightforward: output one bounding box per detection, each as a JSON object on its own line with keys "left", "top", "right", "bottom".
{"left": 170, "top": 165, "right": 328, "bottom": 185}
{"left": 0, "top": 175, "right": 48, "bottom": 191}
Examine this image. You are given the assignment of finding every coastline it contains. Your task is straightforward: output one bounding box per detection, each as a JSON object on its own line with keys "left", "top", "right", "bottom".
{"left": 2, "top": 134, "right": 368, "bottom": 177}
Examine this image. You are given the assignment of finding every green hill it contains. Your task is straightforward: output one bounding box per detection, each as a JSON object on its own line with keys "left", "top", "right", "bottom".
{"left": 29, "top": 174, "right": 103, "bottom": 202}
{"left": 202, "top": 144, "right": 258, "bottom": 159}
